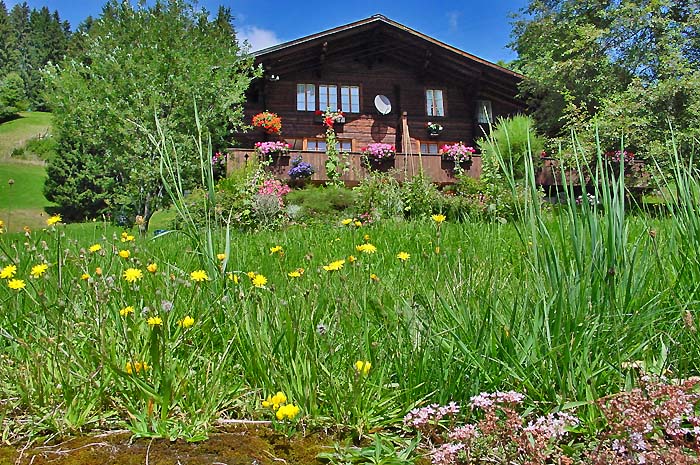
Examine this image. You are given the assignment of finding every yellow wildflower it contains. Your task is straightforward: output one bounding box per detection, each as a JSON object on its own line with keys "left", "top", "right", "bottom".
{"left": 356, "top": 243, "right": 377, "bottom": 254}
{"left": 370, "top": 273, "right": 379, "bottom": 282}
{"left": 123, "top": 268, "right": 143, "bottom": 283}
{"left": 190, "top": 269, "right": 209, "bottom": 282}
{"left": 80, "top": 273, "right": 91, "bottom": 280}
{"left": 217, "top": 253, "right": 227, "bottom": 261}
{"left": 262, "top": 391, "right": 287, "bottom": 410}
{"left": 435, "top": 246, "right": 440, "bottom": 254}
{"left": 348, "top": 255, "right": 357, "bottom": 263}
{"left": 30, "top": 263, "right": 48, "bottom": 277}
{"left": 431, "top": 214, "right": 446, "bottom": 224}
{"left": 227, "top": 272, "right": 240, "bottom": 283}
{"left": 120, "top": 232, "right": 135, "bottom": 242}
{"left": 276, "top": 404, "right": 301, "bottom": 421}
{"left": 0, "top": 264, "right": 17, "bottom": 279}
{"left": 178, "top": 315, "right": 195, "bottom": 328}
{"left": 88, "top": 243, "right": 102, "bottom": 253}
{"left": 118, "top": 250, "right": 130, "bottom": 259}
{"left": 270, "top": 245, "right": 283, "bottom": 254}
{"left": 247, "top": 271, "right": 257, "bottom": 279}
{"left": 147, "top": 263, "right": 158, "bottom": 273}
{"left": 147, "top": 316, "right": 163, "bottom": 327}
{"left": 323, "top": 259, "right": 345, "bottom": 272}
{"left": 363, "top": 234, "right": 370, "bottom": 242}
{"left": 252, "top": 274, "right": 268, "bottom": 288}
{"left": 341, "top": 218, "right": 353, "bottom": 226}
{"left": 125, "top": 361, "right": 149, "bottom": 375}
{"left": 288, "top": 267, "right": 304, "bottom": 278}
{"left": 354, "top": 221, "right": 362, "bottom": 227}
{"left": 46, "top": 214, "right": 62, "bottom": 226}
{"left": 8, "top": 279, "right": 25, "bottom": 290}
{"left": 396, "top": 251, "right": 410, "bottom": 262}
{"left": 354, "top": 360, "right": 372, "bottom": 376}
{"left": 120, "top": 306, "right": 134, "bottom": 316}
{"left": 95, "top": 267, "right": 103, "bottom": 276}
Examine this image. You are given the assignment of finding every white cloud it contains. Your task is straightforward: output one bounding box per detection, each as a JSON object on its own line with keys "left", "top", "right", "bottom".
{"left": 447, "top": 11, "right": 461, "bottom": 33}
{"left": 238, "top": 26, "right": 282, "bottom": 52}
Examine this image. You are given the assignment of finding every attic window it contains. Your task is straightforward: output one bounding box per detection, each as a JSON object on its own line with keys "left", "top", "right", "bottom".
{"left": 476, "top": 100, "right": 493, "bottom": 124}
{"left": 426, "top": 89, "right": 444, "bottom": 117}
{"left": 319, "top": 85, "right": 338, "bottom": 111}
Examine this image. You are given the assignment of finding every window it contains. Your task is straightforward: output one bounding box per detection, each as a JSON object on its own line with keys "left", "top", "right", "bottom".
{"left": 319, "top": 85, "right": 338, "bottom": 112}
{"left": 426, "top": 89, "right": 444, "bottom": 117}
{"left": 476, "top": 100, "right": 492, "bottom": 124}
{"left": 340, "top": 86, "right": 360, "bottom": 113}
{"left": 297, "top": 84, "right": 360, "bottom": 113}
{"left": 420, "top": 142, "right": 440, "bottom": 155}
{"left": 297, "top": 84, "right": 315, "bottom": 111}
{"left": 306, "top": 139, "right": 352, "bottom": 152}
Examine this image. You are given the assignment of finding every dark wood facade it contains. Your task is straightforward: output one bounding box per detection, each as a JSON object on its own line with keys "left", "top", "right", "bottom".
{"left": 232, "top": 15, "right": 525, "bottom": 168}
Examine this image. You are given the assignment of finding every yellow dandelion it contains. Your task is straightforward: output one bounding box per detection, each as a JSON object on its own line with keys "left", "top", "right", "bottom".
{"left": 396, "top": 251, "right": 410, "bottom": 262}
{"left": 8, "top": 279, "right": 25, "bottom": 290}
{"left": 147, "top": 263, "right": 158, "bottom": 273}
{"left": 341, "top": 218, "right": 353, "bottom": 226}
{"left": 1, "top": 264, "right": 18, "bottom": 279}
{"left": 354, "top": 221, "right": 362, "bottom": 227}
{"left": 119, "top": 306, "right": 134, "bottom": 316}
{"left": 431, "top": 214, "right": 446, "bottom": 224}
{"left": 323, "top": 259, "right": 345, "bottom": 272}
{"left": 252, "top": 274, "right": 268, "bottom": 288}
{"left": 95, "top": 267, "right": 103, "bottom": 276}
{"left": 348, "top": 255, "right": 357, "bottom": 263}
{"left": 30, "top": 263, "right": 48, "bottom": 277}
{"left": 46, "top": 214, "right": 62, "bottom": 226}
{"left": 356, "top": 243, "right": 377, "bottom": 254}
{"left": 270, "top": 245, "right": 283, "bottom": 254}
{"left": 147, "top": 316, "right": 163, "bottom": 327}
{"left": 276, "top": 404, "right": 301, "bottom": 421}
{"left": 178, "top": 315, "right": 195, "bottom": 328}
{"left": 370, "top": 273, "right": 379, "bottom": 282}
{"left": 190, "top": 269, "right": 209, "bottom": 282}
{"left": 118, "top": 250, "right": 130, "bottom": 259}
{"left": 88, "top": 243, "right": 102, "bottom": 253}
{"left": 247, "top": 271, "right": 257, "bottom": 279}
{"left": 123, "top": 268, "right": 143, "bottom": 283}
{"left": 80, "top": 273, "right": 91, "bottom": 280}
{"left": 288, "top": 267, "right": 305, "bottom": 278}
{"left": 227, "top": 272, "right": 240, "bottom": 283}
{"left": 363, "top": 234, "right": 370, "bottom": 242}
{"left": 217, "top": 253, "right": 227, "bottom": 261}
{"left": 125, "top": 361, "right": 149, "bottom": 375}
{"left": 354, "top": 360, "right": 372, "bottom": 376}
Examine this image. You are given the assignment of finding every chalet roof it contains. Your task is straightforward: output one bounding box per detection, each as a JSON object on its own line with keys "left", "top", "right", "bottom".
{"left": 252, "top": 15, "right": 522, "bottom": 102}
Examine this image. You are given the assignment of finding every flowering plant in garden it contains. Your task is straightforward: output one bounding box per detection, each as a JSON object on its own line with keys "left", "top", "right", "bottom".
{"left": 288, "top": 155, "right": 314, "bottom": 180}
{"left": 258, "top": 178, "right": 291, "bottom": 207}
{"left": 361, "top": 142, "right": 396, "bottom": 161}
{"left": 252, "top": 111, "right": 282, "bottom": 134}
{"left": 255, "top": 141, "right": 290, "bottom": 157}
{"left": 605, "top": 150, "right": 635, "bottom": 163}
{"left": 439, "top": 142, "right": 476, "bottom": 163}
{"left": 316, "top": 108, "right": 345, "bottom": 128}
{"left": 427, "top": 121, "right": 443, "bottom": 133}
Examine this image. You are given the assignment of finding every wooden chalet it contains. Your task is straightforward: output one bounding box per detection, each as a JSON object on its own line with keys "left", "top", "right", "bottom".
{"left": 227, "top": 14, "right": 525, "bottom": 184}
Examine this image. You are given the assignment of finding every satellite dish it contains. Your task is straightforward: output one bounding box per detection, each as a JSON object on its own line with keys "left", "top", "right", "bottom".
{"left": 374, "top": 95, "right": 392, "bottom": 115}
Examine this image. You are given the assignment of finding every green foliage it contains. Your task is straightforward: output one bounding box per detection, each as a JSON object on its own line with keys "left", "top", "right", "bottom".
{"left": 22, "top": 134, "right": 56, "bottom": 160}
{"left": 43, "top": 0, "right": 259, "bottom": 228}
{"left": 286, "top": 185, "right": 356, "bottom": 218}
{"left": 354, "top": 171, "right": 405, "bottom": 220}
{"left": 0, "top": 72, "right": 27, "bottom": 121}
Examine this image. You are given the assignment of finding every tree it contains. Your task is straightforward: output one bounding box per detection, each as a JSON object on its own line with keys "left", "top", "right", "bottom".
{"left": 44, "top": 0, "right": 259, "bottom": 228}
{"left": 0, "top": 72, "right": 27, "bottom": 121}
{"left": 0, "top": 0, "right": 16, "bottom": 77}
{"left": 511, "top": 0, "right": 700, "bottom": 159}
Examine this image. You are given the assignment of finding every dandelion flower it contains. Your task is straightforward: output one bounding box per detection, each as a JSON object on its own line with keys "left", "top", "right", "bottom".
{"left": 370, "top": 273, "right": 379, "bottom": 282}
{"left": 262, "top": 391, "right": 287, "bottom": 410}
{"left": 190, "top": 269, "right": 209, "bottom": 282}
{"left": 0, "top": 264, "right": 17, "bottom": 279}
{"left": 8, "top": 279, "right": 25, "bottom": 290}
{"left": 147, "top": 263, "right": 158, "bottom": 273}
{"left": 88, "top": 244, "right": 102, "bottom": 253}
{"left": 217, "top": 253, "right": 227, "bottom": 261}
{"left": 120, "top": 306, "right": 134, "bottom": 316}
{"left": 147, "top": 316, "right": 163, "bottom": 327}
{"left": 354, "top": 221, "right": 362, "bottom": 227}
{"left": 30, "top": 263, "right": 48, "bottom": 277}
{"left": 227, "top": 272, "right": 240, "bottom": 283}
{"left": 178, "top": 315, "right": 195, "bottom": 328}
{"left": 431, "top": 214, "right": 446, "bottom": 224}
{"left": 252, "top": 274, "right": 268, "bottom": 288}
{"left": 80, "top": 273, "right": 91, "bottom": 280}
{"left": 46, "top": 214, "right": 62, "bottom": 226}
{"left": 355, "top": 360, "right": 371, "bottom": 376}
{"left": 276, "top": 404, "right": 301, "bottom": 421}
{"left": 270, "top": 245, "right": 283, "bottom": 254}
{"left": 247, "top": 271, "right": 257, "bottom": 279}
{"left": 348, "top": 255, "right": 357, "bottom": 263}
{"left": 363, "top": 234, "right": 370, "bottom": 242}
{"left": 288, "top": 268, "right": 304, "bottom": 278}
{"left": 341, "top": 218, "right": 353, "bottom": 226}
{"left": 118, "top": 250, "right": 130, "bottom": 259}
{"left": 125, "top": 361, "right": 149, "bottom": 374}
{"left": 123, "top": 268, "right": 143, "bottom": 283}
{"left": 323, "top": 259, "right": 345, "bottom": 272}
{"left": 396, "top": 251, "right": 410, "bottom": 262}
{"left": 356, "top": 243, "right": 377, "bottom": 254}
{"left": 95, "top": 267, "right": 103, "bottom": 276}
{"left": 120, "top": 232, "right": 135, "bottom": 242}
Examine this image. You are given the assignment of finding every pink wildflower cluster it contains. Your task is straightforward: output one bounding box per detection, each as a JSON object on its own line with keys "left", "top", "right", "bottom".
{"left": 258, "top": 179, "right": 291, "bottom": 206}
{"left": 254, "top": 141, "right": 290, "bottom": 157}
{"left": 605, "top": 150, "right": 635, "bottom": 164}
{"left": 404, "top": 402, "right": 460, "bottom": 429}
{"left": 469, "top": 390, "right": 525, "bottom": 409}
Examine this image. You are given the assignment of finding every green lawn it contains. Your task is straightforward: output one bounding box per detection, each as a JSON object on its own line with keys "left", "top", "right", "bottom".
{"left": 0, "top": 112, "right": 53, "bottom": 160}
{"left": 0, "top": 161, "right": 54, "bottom": 231}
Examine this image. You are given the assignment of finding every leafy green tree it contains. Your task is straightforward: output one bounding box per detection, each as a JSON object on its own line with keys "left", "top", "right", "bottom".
{"left": 511, "top": 0, "right": 700, "bottom": 159}
{"left": 44, "top": 0, "right": 259, "bottom": 228}
{"left": 0, "top": 72, "right": 27, "bottom": 121}
{"left": 0, "top": 0, "right": 17, "bottom": 77}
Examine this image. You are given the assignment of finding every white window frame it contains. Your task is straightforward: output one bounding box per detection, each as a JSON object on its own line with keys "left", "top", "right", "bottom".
{"left": 340, "top": 85, "right": 360, "bottom": 113}
{"left": 319, "top": 84, "right": 338, "bottom": 112}
{"left": 476, "top": 99, "right": 493, "bottom": 124}
{"left": 296, "top": 83, "right": 315, "bottom": 111}
{"left": 426, "top": 89, "right": 445, "bottom": 117}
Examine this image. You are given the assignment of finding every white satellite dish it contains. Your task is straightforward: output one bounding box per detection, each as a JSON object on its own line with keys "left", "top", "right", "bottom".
{"left": 374, "top": 95, "right": 392, "bottom": 115}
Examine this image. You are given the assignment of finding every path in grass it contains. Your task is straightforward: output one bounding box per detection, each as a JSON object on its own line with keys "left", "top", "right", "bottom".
{"left": 0, "top": 112, "right": 52, "bottom": 160}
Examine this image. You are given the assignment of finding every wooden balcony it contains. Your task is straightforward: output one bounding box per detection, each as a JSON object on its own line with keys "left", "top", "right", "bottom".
{"left": 225, "top": 149, "right": 482, "bottom": 185}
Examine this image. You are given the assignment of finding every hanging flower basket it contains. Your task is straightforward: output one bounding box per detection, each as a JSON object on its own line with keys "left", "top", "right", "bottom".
{"left": 361, "top": 143, "right": 396, "bottom": 163}
{"left": 315, "top": 109, "right": 345, "bottom": 127}
{"left": 252, "top": 111, "right": 282, "bottom": 134}
{"left": 427, "top": 121, "right": 443, "bottom": 137}
{"left": 440, "top": 142, "right": 475, "bottom": 164}
{"left": 255, "top": 141, "right": 290, "bottom": 158}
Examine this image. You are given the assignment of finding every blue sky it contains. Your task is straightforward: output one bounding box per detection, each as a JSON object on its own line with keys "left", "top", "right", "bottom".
{"left": 6, "top": 0, "right": 528, "bottom": 63}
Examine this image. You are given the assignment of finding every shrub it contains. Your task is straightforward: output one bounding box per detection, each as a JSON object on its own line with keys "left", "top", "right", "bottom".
{"left": 354, "top": 171, "right": 404, "bottom": 219}
{"left": 24, "top": 135, "right": 57, "bottom": 160}
{"left": 478, "top": 114, "right": 545, "bottom": 181}
{"left": 286, "top": 185, "right": 356, "bottom": 219}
